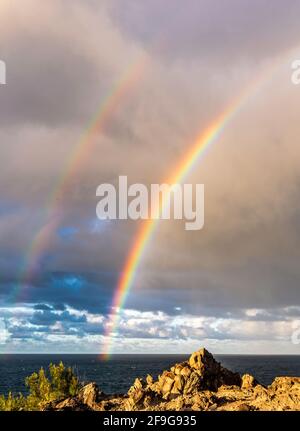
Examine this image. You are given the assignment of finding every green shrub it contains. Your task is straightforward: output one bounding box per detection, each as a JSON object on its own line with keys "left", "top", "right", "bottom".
{"left": 0, "top": 362, "right": 80, "bottom": 411}
{"left": 0, "top": 392, "right": 27, "bottom": 411}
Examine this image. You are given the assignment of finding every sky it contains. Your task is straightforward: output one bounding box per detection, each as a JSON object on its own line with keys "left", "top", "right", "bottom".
{"left": 0, "top": 0, "right": 300, "bottom": 354}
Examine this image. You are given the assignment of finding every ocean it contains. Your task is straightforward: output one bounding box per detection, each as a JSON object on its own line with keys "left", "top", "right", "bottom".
{"left": 0, "top": 354, "right": 299, "bottom": 396}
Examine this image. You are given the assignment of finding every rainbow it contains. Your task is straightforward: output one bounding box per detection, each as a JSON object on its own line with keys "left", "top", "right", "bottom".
{"left": 18, "top": 54, "right": 148, "bottom": 298}
{"left": 13, "top": 37, "right": 298, "bottom": 354}
{"left": 101, "top": 57, "right": 285, "bottom": 358}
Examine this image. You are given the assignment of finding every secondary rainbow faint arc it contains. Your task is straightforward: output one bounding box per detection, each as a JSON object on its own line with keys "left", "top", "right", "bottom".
{"left": 18, "top": 54, "right": 148, "bottom": 296}
{"left": 101, "top": 61, "right": 281, "bottom": 358}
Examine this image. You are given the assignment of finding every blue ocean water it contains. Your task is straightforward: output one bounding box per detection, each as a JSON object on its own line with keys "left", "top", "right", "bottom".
{"left": 0, "top": 354, "right": 299, "bottom": 396}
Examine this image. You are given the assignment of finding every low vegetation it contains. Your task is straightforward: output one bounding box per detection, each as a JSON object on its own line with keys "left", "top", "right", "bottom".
{"left": 0, "top": 362, "right": 80, "bottom": 411}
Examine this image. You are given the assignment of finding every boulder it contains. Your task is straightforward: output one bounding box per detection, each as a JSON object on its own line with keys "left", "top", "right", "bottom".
{"left": 78, "top": 382, "right": 104, "bottom": 408}
{"left": 53, "top": 397, "right": 91, "bottom": 411}
{"left": 180, "top": 366, "right": 191, "bottom": 378}
{"left": 236, "top": 403, "right": 252, "bottom": 411}
{"left": 146, "top": 374, "right": 153, "bottom": 386}
{"left": 172, "top": 374, "right": 185, "bottom": 393}
{"left": 160, "top": 373, "right": 175, "bottom": 396}
{"left": 187, "top": 348, "right": 241, "bottom": 391}
{"left": 126, "top": 378, "right": 145, "bottom": 409}
{"left": 241, "top": 374, "right": 258, "bottom": 390}
{"left": 269, "top": 376, "right": 300, "bottom": 393}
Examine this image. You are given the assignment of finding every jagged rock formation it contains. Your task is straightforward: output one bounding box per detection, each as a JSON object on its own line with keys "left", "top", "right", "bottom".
{"left": 123, "top": 348, "right": 241, "bottom": 410}
{"left": 44, "top": 348, "right": 300, "bottom": 411}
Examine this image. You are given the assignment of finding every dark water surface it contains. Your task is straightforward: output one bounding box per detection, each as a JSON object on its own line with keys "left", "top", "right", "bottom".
{"left": 0, "top": 354, "right": 299, "bottom": 395}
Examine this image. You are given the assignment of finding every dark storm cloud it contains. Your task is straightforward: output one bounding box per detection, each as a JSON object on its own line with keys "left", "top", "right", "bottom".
{"left": 34, "top": 303, "right": 52, "bottom": 311}
{"left": 30, "top": 309, "right": 87, "bottom": 326}
{"left": 0, "top": 271, "right": 117, "bottom": 315}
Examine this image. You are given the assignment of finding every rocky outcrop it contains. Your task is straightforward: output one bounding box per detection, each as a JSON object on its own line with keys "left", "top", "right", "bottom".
{"left": 77, "top": 382, "right": 105, "bottom": 409}
{"left": 43, "top": 382, "right": 105, "bottom": 411}
{"left": 241, "top": 373, "right": 258, "bottom": 390}
{"left": 124, "top": 348, "right": 241, "bottom": 410}
{"left": 46, "top": 348, "right": 300, "bottom": 411}
{"left": 51, "top": 397, "right": 91, "bottom": 411}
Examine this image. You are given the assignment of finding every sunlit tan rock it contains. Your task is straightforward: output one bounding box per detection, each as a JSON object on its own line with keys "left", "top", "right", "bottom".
{"left": 46, "top": 348, "right": 300, "bottom": 411}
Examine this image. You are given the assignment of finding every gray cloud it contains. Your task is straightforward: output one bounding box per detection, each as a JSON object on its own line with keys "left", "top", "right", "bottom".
{"left": 1, "top": 304, "right": 300, "bottom": 353}
{"left": 107, "top": 0, "right": 300, "bottom": 64}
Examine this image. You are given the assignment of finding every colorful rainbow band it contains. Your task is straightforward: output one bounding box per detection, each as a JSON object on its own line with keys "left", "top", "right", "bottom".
{"left": 101, "top": 54, "right": 289, "bottom": 358}
{"left": 17, "top": 54, "right": 148, "bottom": 298}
